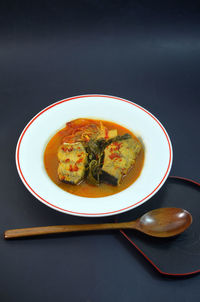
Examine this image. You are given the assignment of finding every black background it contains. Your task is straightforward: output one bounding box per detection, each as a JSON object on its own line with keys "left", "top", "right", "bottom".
{"left": 1, "top": 1, "right": 200, "bottom": 301}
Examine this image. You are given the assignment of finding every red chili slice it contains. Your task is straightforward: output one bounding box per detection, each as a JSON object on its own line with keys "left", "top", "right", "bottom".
{"left": 104, "top": 127, "right": 109, "bottom": 139}
{"left": 76, "top": 158, "right": 83, "bottom": 164}
{"left": 109, "top": 153, "right": 121, "bottom": 160}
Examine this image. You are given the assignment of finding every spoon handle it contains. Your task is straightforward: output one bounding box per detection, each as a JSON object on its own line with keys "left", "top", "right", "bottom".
{"left": 4, "top": 221, "right": 136, "bottom": 239}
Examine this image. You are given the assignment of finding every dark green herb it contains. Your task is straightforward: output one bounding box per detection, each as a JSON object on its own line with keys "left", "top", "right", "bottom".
{"left": 107, "top": 133, "right": 131, "bottom": 145}
{"left": 85, "top": 139, "right": 105, "bottom": 185}
{"left": 85, "top": 133, "right": 131, "bottom": 186}
{"left": 86, "top": 160, "right": 101, "bottom": 185}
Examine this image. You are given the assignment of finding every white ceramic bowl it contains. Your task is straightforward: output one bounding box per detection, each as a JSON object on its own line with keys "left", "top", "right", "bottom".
{"left": 16, "top": 95, "right": 173, "bottom": 217}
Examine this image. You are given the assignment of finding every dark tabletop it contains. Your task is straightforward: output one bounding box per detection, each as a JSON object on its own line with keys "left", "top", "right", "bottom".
{"left": 1, "top": 1, "right": 200, "bottom": 301}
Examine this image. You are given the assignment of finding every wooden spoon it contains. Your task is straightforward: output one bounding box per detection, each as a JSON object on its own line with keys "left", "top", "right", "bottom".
{"left": 4, "top": 208, "right": 192, "bottom": 239}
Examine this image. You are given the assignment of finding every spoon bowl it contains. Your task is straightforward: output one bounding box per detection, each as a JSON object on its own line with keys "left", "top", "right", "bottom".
{"left": 4, "top": 207, "right": 192, "bottom": 239}
{"left": 135, "top": 207, "right": 192, "bottom": 237}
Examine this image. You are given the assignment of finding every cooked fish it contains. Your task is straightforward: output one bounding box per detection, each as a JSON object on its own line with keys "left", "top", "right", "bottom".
{"left": 101, "top": 137, "right": 142, "bottom": 185}
{"left": 57, "top": 142, "right": 87, "bottom": 184}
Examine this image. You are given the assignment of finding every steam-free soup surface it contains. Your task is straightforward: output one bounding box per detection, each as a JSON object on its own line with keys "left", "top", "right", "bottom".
{"left": 44, "top": 119, "right": 144, "bottom": 198}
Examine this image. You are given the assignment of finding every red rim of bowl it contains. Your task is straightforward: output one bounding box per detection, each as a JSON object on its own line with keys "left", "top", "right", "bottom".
{"left": 16, "top": 94, "right": 173, "bottom": 217}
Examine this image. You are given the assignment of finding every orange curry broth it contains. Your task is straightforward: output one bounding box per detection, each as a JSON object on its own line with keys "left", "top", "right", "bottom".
{"left": 44, "top": 119, "right": 144, "bottom": 198}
